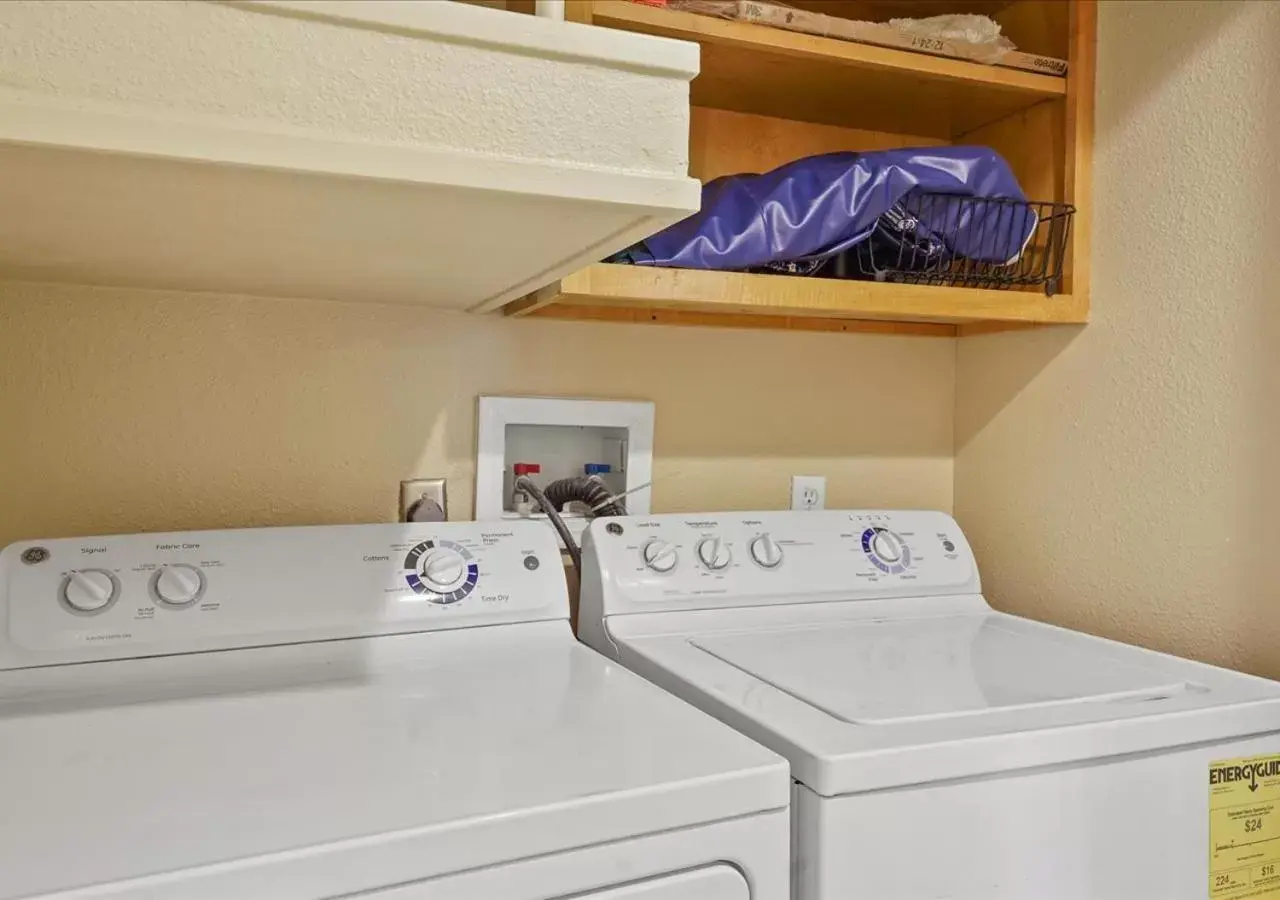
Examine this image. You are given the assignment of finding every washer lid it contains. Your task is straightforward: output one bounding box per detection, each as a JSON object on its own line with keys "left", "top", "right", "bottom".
{"left": 618, "top": 610, "right": 1280, "bottom": 796}
{"left": 691, "top": 615, "right": 1193, "bottom": 725}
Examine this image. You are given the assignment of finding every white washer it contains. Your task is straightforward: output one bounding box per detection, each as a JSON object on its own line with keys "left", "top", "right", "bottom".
{"left": 0, "top": 521, "right": 789, "bottom": 900}
{"left": 579, "top": 510, "right": 1280, "bottom": 900}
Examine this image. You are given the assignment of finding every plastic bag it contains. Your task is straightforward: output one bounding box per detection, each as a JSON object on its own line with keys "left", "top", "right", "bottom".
{"left": 887, "top": 14, "right": 1014, "bottom": 65}
{"left": 609, "top": 147, "right": 1034, "bottom": 271}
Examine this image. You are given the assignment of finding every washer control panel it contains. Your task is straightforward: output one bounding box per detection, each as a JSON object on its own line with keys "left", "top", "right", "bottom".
{"left": 0, "top": 521, "right": 565, "bottom": 670}
{"left": 584, "top": 510, "right": 978, "bottom": 614}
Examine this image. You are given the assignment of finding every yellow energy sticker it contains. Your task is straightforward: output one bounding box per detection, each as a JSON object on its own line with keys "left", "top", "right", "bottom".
{"left": 1211, "top": 754, "right": 1280, "bottom": 899}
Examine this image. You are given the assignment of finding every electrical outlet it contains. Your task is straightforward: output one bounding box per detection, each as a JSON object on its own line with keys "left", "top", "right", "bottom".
{"left": 400, "top": 478, "right": 448, "bottom": 522}
{"left": 790, "top": 475, "right": 826, "bottom": 511}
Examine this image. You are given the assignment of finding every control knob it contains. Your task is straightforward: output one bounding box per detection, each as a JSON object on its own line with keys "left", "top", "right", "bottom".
{"left": 153, "top": 564, "right": 205, "bottom": 607}
{"left": 871, "top": 530, "right": 904, "bottom": 563}
{"left": 61, "top": 569, "right": 118, "bottom": 613}
{"left": 696, "top": 537, "right": 732, "bottom": 571}
{"left": 750, "top": 534, "right": 783, "bottom": 568}
{"left": 419, "top": 548, "right": 469, "bottom": 592}
{"left": 642, "top": 539, "right": 679, "bottom": 573}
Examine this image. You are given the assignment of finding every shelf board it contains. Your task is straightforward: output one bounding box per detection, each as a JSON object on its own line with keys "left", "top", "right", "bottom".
{"left": 588, "top": 0, "right": 1066, "bottom": 138}
{"left": 522, "top": 301, "right": 960, "bottom": 337}
{"left": 508, "top": 264, "right": 1088, "bottom": 331}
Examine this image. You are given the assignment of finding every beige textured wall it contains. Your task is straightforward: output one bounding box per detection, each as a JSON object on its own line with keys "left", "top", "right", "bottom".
{"left": 0, "top": 282, "right": 954, "bottom": 549}
{"left": 956, "top": 1, "right": 1280, "bottom": 678}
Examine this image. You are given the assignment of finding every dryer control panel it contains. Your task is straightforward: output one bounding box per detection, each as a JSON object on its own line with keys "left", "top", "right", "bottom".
{"left": 0, "top": 521, "right": 566, "bottom": 670}
{"left": 582, "top": 510, "right": 980, "bottom": 615}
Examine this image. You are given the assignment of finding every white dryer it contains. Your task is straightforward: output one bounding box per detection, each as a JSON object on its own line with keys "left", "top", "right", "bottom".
{"left": 0, "top": 521, "right": 789, "bottom": 900}
{"left": 579, "top": 510, "right": 1280, "bottom": 900}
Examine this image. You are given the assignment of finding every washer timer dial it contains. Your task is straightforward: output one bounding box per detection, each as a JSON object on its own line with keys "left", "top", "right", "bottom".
{"left": 403, "top": 539, "right": 478, "bottom": 604}
{"left": 862, "top": 527, "right": 912, "bottom": 574}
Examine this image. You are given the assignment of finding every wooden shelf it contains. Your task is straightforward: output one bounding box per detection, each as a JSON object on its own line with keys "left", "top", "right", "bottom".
{"left": 587, "top": 0, "right": 1066, "bottom": 137}
{"left": 507, "top": 264, "right": 1088, "bottom": 336}
{"left": 523, "top": 2, "right": 1096, "bottom": 337}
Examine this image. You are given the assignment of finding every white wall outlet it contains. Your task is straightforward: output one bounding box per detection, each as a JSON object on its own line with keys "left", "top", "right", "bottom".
{"left": 790, "top": 475, "right": 826, "bottom": 511}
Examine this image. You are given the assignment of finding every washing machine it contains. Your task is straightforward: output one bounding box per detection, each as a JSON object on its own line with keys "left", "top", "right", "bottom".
{"left": 0, "top": 520, "right": 789, "bottom": 900}
{"left": 579, "top": 510, "right": 1280, "bottom": 900}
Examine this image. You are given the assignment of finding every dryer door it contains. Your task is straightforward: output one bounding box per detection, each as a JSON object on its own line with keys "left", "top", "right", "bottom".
{"left": 351, "top": 862, "right": 750, "bottom": 899}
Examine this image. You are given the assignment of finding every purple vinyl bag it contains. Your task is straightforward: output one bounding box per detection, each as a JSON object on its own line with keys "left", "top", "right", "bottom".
{"left": 610, "top": 146, "right": 1035, "bottom": 270}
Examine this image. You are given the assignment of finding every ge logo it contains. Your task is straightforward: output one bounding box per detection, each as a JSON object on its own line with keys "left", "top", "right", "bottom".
{"left": 20, "top": 547, "right": 50, "bottom": 565}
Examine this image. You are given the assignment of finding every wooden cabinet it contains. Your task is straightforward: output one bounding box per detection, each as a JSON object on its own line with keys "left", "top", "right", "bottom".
{"left": 509, "top": 0, "right": 1095, "bottom": 337}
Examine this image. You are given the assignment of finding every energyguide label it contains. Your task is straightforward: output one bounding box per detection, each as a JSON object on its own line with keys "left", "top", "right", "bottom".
{"left": 1211, "top": 754, "right": 1280, "bottom": 899}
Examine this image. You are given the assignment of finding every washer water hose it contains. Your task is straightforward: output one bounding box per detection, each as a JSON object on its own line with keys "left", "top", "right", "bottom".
{"left": 513, "top": 475, "right": 581, "bottom": 574}
{"left": 543, "top": 476, "right": 626, "bottom": 518}
{"left": 513, "top": 475, "right": 625, "bottom": 575}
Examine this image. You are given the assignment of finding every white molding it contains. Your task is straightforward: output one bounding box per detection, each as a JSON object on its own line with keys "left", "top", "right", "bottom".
{"left": 0, "top": 100, "right": 698, "bottom": 210}
{"left": 0, "top": 0, "right": 698, "bottom": 309}
{"left": 232, "top": 0, "right": 699, "bottom": 77}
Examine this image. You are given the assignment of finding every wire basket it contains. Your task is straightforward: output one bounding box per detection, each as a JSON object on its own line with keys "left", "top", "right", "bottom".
{"left": 848, "top": 193, "right": 1075, "bottom": 296}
